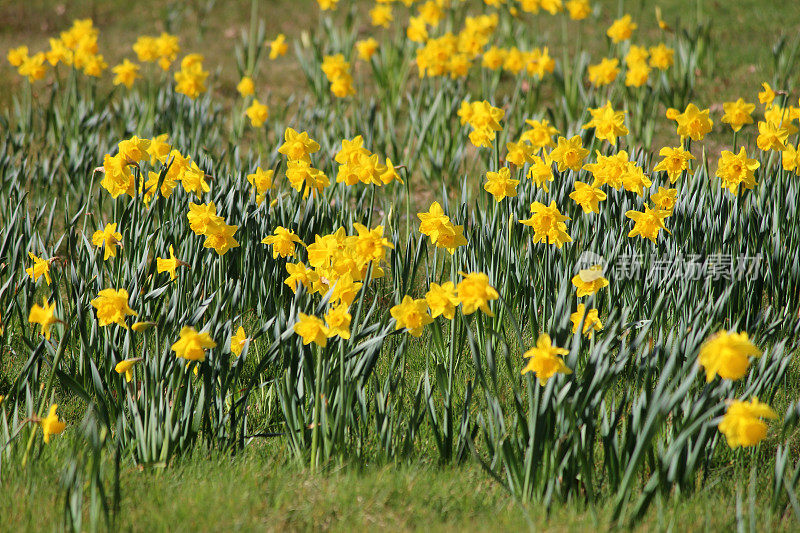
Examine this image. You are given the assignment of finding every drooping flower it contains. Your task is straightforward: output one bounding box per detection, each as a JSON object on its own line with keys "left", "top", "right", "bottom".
{"left": 758, "top": 82, "right": 775, "bottom": 107}
{"left": 390, "top": 296, "right": 433, "bottom": 337}
{"left": 521, "top": 333, "right": 572, "bottom": 386}
{"left": 91, "top": 288, "right": 138, "bottom": 328}
{"left": 570, "top": 304, "right": 603, "bottom": 337}
{"left": 156, "top": 245, "right": 187, "bottom": 281}
{"left": 230, "top": 326, "right": 247, "bottom": 356}
{"left": 39, "top": 405, "right": 66, "bottom": 443}
{"left": 132, "top": 321, "right": 156, "bottom": 333}
{"left": 698, "top": 331, "right": 761, "bottom": 382}
{"left": 26, "top": 252, "right": 52, "bottom": 285}
{"left": 718, "top": 397, "right": 776, "bottom": 449}
{"left": 172, "top": 326, "right": 217, "bottom": 361}
{"left": 28, "top": 298, "right": 58, "bottom": 340}
{"left": 115, "top": 358, "right": 141, "bottom": 382}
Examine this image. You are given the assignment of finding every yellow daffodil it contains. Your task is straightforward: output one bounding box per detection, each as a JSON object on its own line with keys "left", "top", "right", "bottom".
{"left": 719, "top": 398, "right": 776, "bottom": 449}
{"left": 521, "top": 333, "right": 572, "bottom": 386}
{"left": 172, "top": 326, "right": 217, "bottom": 361}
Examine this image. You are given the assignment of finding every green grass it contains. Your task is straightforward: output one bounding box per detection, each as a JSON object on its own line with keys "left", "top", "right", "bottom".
{"left": 3, "top": 439, "right": 796, "bottom": 532}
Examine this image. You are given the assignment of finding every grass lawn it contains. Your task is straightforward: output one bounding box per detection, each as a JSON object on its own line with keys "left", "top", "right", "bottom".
{"left": 3, "top": 439, "right": 795, "bottom": 531}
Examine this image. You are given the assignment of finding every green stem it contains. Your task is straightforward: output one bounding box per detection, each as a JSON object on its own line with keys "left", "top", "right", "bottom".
{"left": 310, "top": 343, "right": 323, "bottom": 470}
{"left": 22, "top": 319, "right": 73, "bottom": 467}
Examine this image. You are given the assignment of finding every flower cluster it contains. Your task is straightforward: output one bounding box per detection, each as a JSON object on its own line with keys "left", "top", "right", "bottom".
{"left": 334, "top": 135, "right": 402, "bottom": 187}
{"left": 133, "top": 32, "right": 180, "bottom": 70}
{"left": 187, "top": 202, "right": 240, "bottom": 256}
{"left": 287, "top": 223, "right": 395, "bottom": 346}
{"left": 8, "top": 19, "right": 106, "bottom": 81}
{"left": 321, "top": 54, "right": 355, "bottom": 98}
{"left": 458, "top": 100, "right": 505, "bottom": 148}
{"left": 278, "top": 128, "right": 329, "bottom": 198}
{"left": 414, "top": 14, "right": 498, "bottom": 79}
{"left": 100, "top": 134, "right": 210, "bottom": 204}
{"left": 174, "top": 53, "right": 209, "bottom": 99}
{"left": 417, "top": 201, "right": 467, "bottom": 254}
{"left": 284, "top": 224, "right": 393, "bottom": 305}
{"left": 391, "top": 272, "right": 498, "bottom": 338}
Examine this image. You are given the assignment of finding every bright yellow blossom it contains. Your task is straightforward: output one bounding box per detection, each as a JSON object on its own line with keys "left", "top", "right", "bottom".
{"left": 719, "top": 398, "right": 776, "bottom": 449}
{"left": 28, "top": 298, "right": 58, "bottom": 340}
{"left": 521, "top": 333, "right": 572, "bottom": 386}
{"left": 91, "top": 288, "right": 137, "bottom": 328}
{"left": 390, "top": 296, "right": 433, "bottom": 337}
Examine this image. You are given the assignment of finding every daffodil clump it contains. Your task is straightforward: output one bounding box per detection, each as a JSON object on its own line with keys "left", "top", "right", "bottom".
{"left": 6, "top": 2, "right": 800, "bottom": 526}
